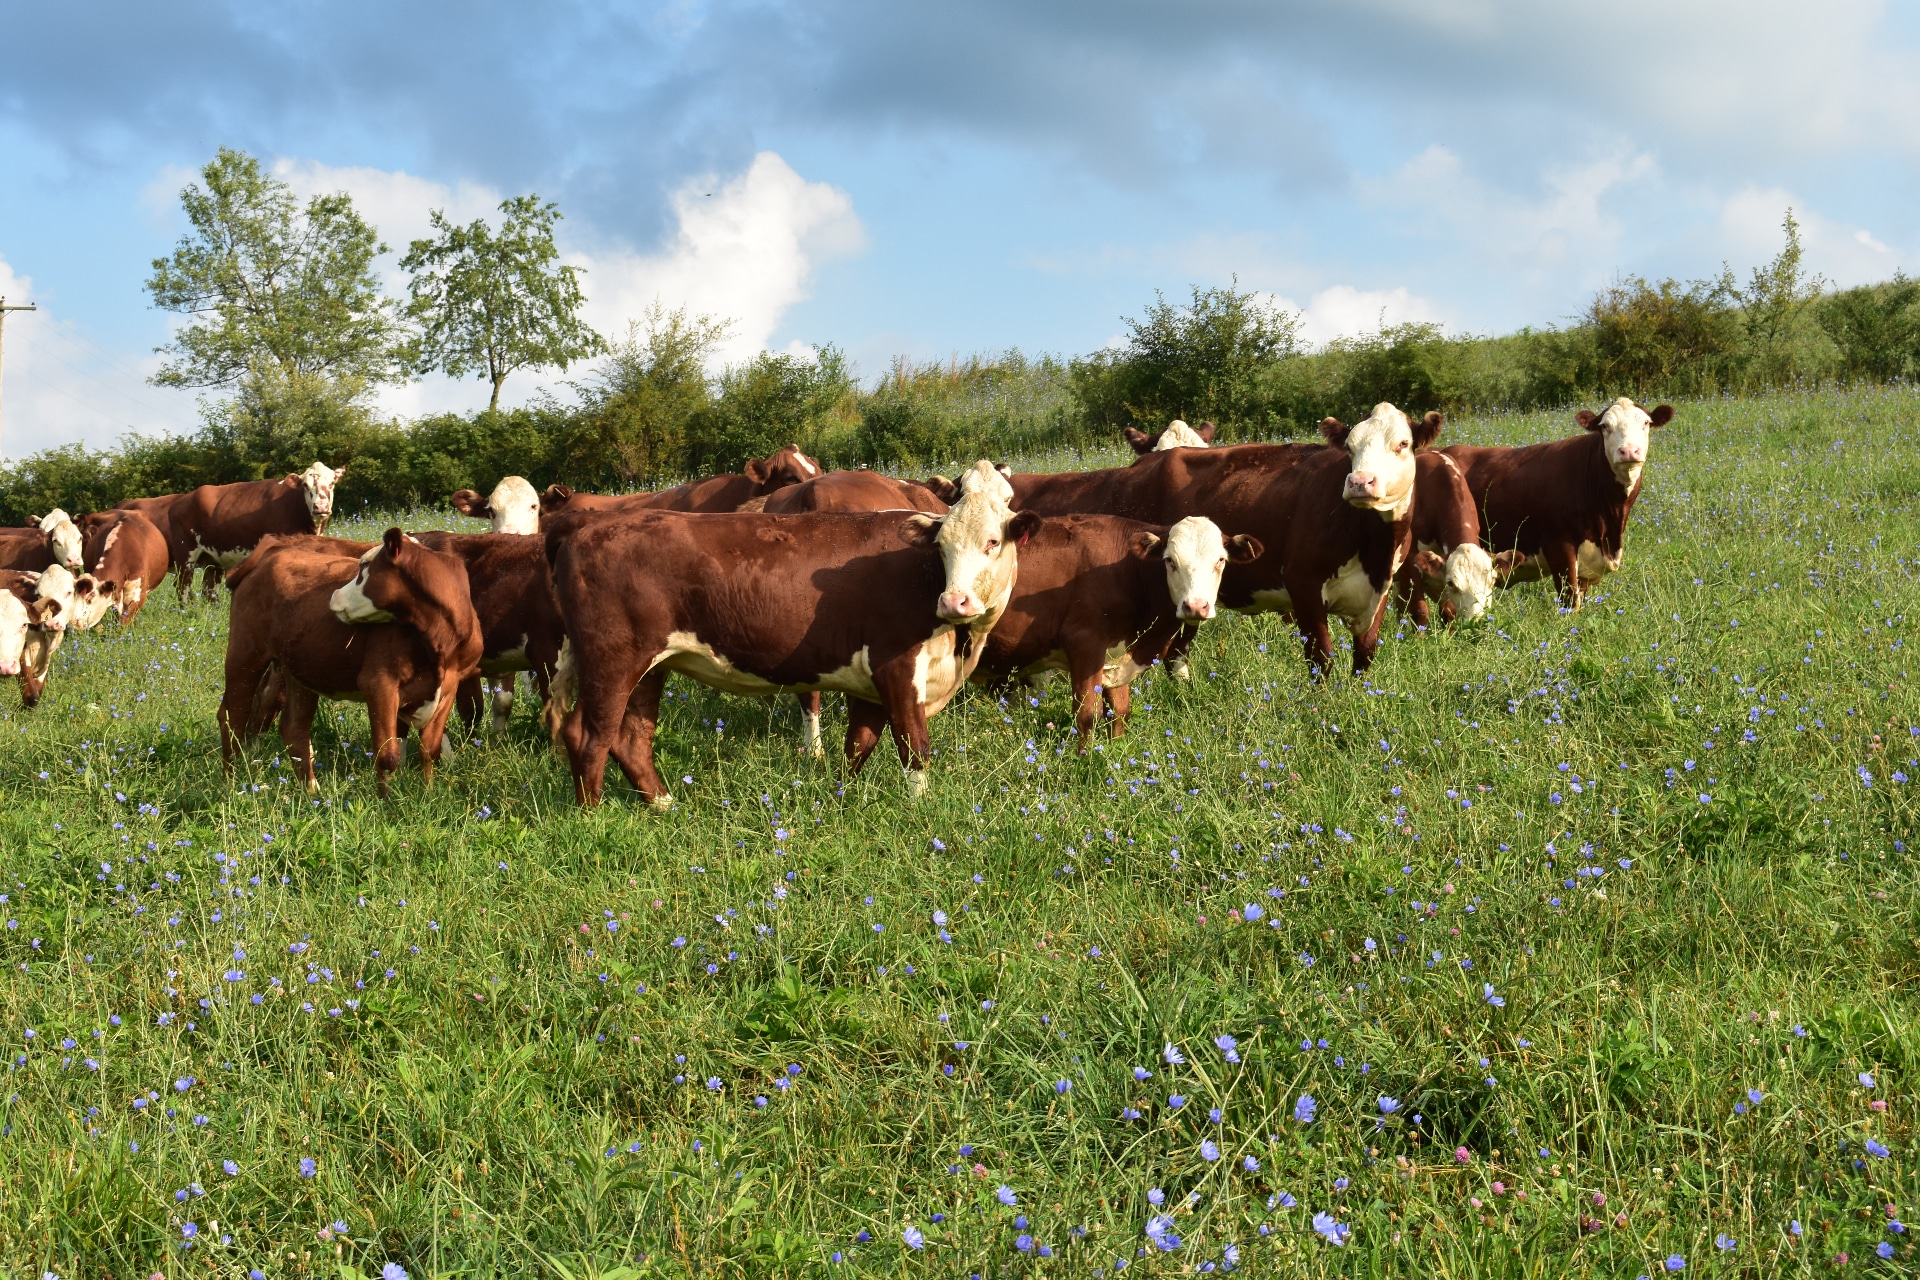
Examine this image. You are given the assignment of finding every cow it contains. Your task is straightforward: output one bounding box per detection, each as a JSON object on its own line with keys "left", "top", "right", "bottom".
{"left": 451, "top": 476, "right": 542, "bottom": 534}
{"left": 1004, "top": 404, "right": 1441, "bottom": 674}
{"left": 0, "top": 510, "right": 85, "bottom": 574}
{"left": 980, "top": 514, "right": 1259, "bottom": 744}
{"left": 0, "top": 571, "right": 66, "bottom": 701}
{"left": 1442, "top": 398, "right": 1673, "bottom": 610}
{"left": 70, "top": 510, "right": 171, "bottom": 629}
{"left": 218, "top": 529, "right": 482, "bottom": 795}
{"left": 539, "top": 445, "right": 822, "bottom": 518}
{"left": 1123, "top": 419, "right": 1216, "bottom": 455}
{"left": 411, "top": 531, "right": 565, "bottom": 736}
{"left": 1390, "top": 451, "right": 1501, "bottom": 630}
{"left": 126, "top": 462, "right": 345, "bottom": 601}
{"left": 4, "top": 565, "right": 90, "bottom": 708}
{"left": 543, "top": 461, "right": 1040, "bottom": 808}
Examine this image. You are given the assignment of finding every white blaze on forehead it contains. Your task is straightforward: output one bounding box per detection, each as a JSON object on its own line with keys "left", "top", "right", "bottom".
{"left": 792, "top": 450, "right": 818, "bottom": 476}
{"left": 1596, "top": 396, "right": 1655, "bottom": 489}
{"left": 488, "top": 476, "right": 541, "bottom": 535}
{"left": 1162, "top": 516, "right": 1230, "bottom": 615}
{"left": 1155, "top": 421, "right": 1209, "bottom": 451}
{"left": 1442, "top": 543, "right": 1495, "bottom": 622}
{"left": 329, "top": 548, "right": 393, "bottom": 623}
{"left": 956, "top": 459, "right": 1014, "bottom": 506}
{"left": 1344, "top": 402, "right": 1419, "bottom": 520}
{"left": 38, "top": 510, "right": 83, "bottom": 570}
{"left": 0, "top": 592, "right": 28, "bottom": 674}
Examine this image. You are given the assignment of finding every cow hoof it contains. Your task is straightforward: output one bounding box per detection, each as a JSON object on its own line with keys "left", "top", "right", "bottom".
{"left": 1170, "top": 660, "right": 1192, "bottom": 681}
{"left": 906, "top": 769, "right": 929, "bottom": 798}
{"left": 649, "top": 791, "right": 675, "bottom": 811}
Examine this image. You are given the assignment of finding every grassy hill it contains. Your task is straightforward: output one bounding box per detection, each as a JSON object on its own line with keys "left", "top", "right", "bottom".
{"left": 1, "top": 387, "right": 1914, "bottom": 1277}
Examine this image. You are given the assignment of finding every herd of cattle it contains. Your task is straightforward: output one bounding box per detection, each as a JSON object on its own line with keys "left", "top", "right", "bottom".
{"left": 0, "top": 397, "right": 1673, "bottom": 805}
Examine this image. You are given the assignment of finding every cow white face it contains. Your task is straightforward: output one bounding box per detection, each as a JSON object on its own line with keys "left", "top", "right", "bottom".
{"left": 296, "top": 462, "right": 342, "bottom": 531}
{"left": 67, "top": 575, "right": 114, "bottom": 631}
{"left": 487, "top": 476, "right": 541, "bottom": 534}
{"left": 1442, "top": 543, "right": 1496, "bottom": 622}
{"left": 1585, "top": 398, "right": 1673, "bottom": 491}
{"left": 927, "top": 480, "right": 1040, "bottom": 622}
{"left": 0, "top": 592, "right": 29, "bottom": 676}
{"left": 330, "top": 546, "right": 395, "bottom": 624}
{"left": 1155, "top": 420, "right": 1210, "bottom": 451}
{"left": 1330, "top": 403, "right": 1439, "bottom": 521}
{"left": 1142, "top": 517, "right": 1263, "bottom": 620}
{"left": 38, "top": 510, "right": 83, "bottom": 571}
{"left": 31, "top": 565, "right": 78, "bottom": 633}
{"left": 957, "top": 459, "right": 1015, "bottom": 506}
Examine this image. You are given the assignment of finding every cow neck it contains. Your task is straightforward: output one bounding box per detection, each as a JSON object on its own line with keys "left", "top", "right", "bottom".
{"left": 1581, "top": 433, "right": 1636, "bottom": 556}
{"left": 1130, "top": 547, "right": 1175, "bottom": 640}
{"left": 392, "top": 572, "right": 480, "bottom": 666}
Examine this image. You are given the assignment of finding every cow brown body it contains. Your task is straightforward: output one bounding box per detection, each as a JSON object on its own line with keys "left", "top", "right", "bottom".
{"left": 1442, "top": 402, "right": 1672, "bottom": 610}
{"left": 75, "top": 510, "right": 171, "bottom": 627}
{"left": 751, "top": 470, "right": 948, "bottom": 515}
{"left": 218, "top": 531, "right": 482, "bottom": 795}
{"left": 1391, "top": 451, "right": 1502, "bottom": 629}
{"left": 544, "top": 495, "right": 1035, "bottom": 807}
{"left": 129, "top": 466, "right": 341, "bottom": 602}
{"left": 412, "top": 531, "right": 565, "bottom": 734}
{"left": 1008, "top": 434, "right": 1420, "bottom": 674}
{"left": 539, "top": 445, "right": 822, "bottom": 518}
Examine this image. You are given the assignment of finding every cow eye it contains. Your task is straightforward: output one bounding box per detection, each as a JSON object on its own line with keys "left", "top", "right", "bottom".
{"left": 984, "top": 539, "right": 999, "bottom": 552}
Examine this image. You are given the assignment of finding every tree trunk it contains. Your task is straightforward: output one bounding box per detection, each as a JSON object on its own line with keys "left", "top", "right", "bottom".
{"left": 489, "top": 373, "right": 505, "bottom": 412}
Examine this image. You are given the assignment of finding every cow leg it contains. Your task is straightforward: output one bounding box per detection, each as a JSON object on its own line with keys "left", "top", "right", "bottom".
{"left": 1163, "top": 624, "right": 1198, "bottom": 680}
{"left": 366, "top": 683, "right": 406, "bottom": 798}
{"left": 797, "top": 691, "right": 825, "bottom": 758}
{"left": 873, "top": 665, "right": 933, "bottom": 796}
{"left": 414, "top": 679, "right": 461, "bottom": 788}
{"left": 1545, "top": 542, "right": 1582, "bottom": 610}
{"left": 1104, "top": 680, "right": 1133, "bottom": 739}
{"left": 219, "top": 653, "right": 270, "bottom": 771}
{"left": 201, "top": 562, "right": 222, "bottom": 602}
{"left": 281, "top": 686, "right": 321, "bottom": 793}
{"left": 1289, "top": 585, "right": 1338, "bottom": 677}
{"left": 1349, "top": 591, "right": 1392, "bottom": 675}
{"left": 843, "top": 698, "right": 887, "bottom": 772}
{"left": 491, "top": 675, "right": 515, "bottom": 735}
{"left": 454, "top": 675, "right": 487, "bottom": 736}
{"left": 1067, "top": 652, "right": 1105, "bottom": 752}
{"left": 605, "top": 669, "right": 673, "bottom": 808}
{"left": 1395, "top": 567, "right": 1431, "bottom": 630}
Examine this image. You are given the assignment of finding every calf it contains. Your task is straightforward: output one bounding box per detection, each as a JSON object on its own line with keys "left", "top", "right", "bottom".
{"left": 218, "top": 530, "right": 482, "bottom": 795}
{"left": 1390, "top": 451, "right": 1500, "bottom": 629}
{"left": 0, "top": 510, "right": 85, "bottom": 574}
{"left": 539, "top": 445, "right": 821, "bottom": 518}
{"left": 412, "top": 531, "right": 565, "bottom": 735}
{"left": 1007, "top": 404, "right": 1440, "bottom": 674}
{"left": 1123, "top": 419, "right": 1216, "bottom": 454}
{"left": 545, "top": 462, "right": 1040, "bottom": 807}
{"left": 1442, "top": 398, "right": 1673, "bottom": 609}
{"left": 72, "top": 510, "right": 171, "bottom": 628}
{"left": 140, "top": 461, "right": 345, "bottom": 601}
{"left": 451, "top": 476, "right": 541, "bottom": 534}
{"left": 0, "top": 571, "right": 67, "bottom": 701}
{"left": 4, "top": 566, "right": 88, "bottom": 708}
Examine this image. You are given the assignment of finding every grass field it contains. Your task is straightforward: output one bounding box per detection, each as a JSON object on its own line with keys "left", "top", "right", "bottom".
{"left": 2, "top": 388, "right": 1916, "bottom": 1279}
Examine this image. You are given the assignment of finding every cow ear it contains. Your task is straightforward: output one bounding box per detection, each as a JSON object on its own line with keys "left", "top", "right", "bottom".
{"left": 450, "top": 490, "right": 490, "bottom": 519}
{"left": 1123, "top": 427, "right": 1153, "bottom": 455}
{"left": 922, "top": 476, "right": 959, "bottom": 504}
{"left": 901, "top": 512, "right": 942, "bottom": 544}
{"left": 1226, "top": 533, "right": 1263, "bottom": 563}
{"left": 1196, "top": 421, "right": 1217, "bottom": 443}
{"left": 995, "top": 463, "right": 1013, "bottom": 481}
{"left": 743, "top": 458, "right": 768, "bottom": 485}
{"left": 382, "top": 527, "right": 406, "bottom": 560}
{"left": 1575, "top": 409, "right": 1600, "bottom": 431}
{"left": 1648, "top": 404, "right": 1674, "bottom": 428}
{"left": 28, "top": 597, "right": 60, "bottom": 624}
{"left": 1128, "top": 530, "right": 1164, "bottom": 560}
{"left": 332, "top": 464, "right": 347, "bottom": 483}
{"left": 1319, "top": 417, "right": 1351, "bottom": 447}
{"left": 541, "top": 484, "right": 574, "bottom": 513}
{"left": 1006, "top": 510, "right": 1041, "bottom": 548}
{"left": 285, "top": 474, "right": 302, "bottom": 487}
{"left": 1411, "top": 411, "right": 1444, "bottom": 449}
{"left": 72, "top": 577, "right": 96, "bottom": 600}
{"left": 1492, "top": 549, "right": 1528, "bottom": 578}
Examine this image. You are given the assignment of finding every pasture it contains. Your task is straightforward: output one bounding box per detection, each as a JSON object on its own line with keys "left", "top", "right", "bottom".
{"left": 1, "top": 387, "right": 1915, "bottom": 1278}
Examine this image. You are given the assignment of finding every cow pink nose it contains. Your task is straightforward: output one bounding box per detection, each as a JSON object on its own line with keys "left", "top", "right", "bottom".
{"left": 0, "top": 660, "right": 16, "bottom": 676}
{"left": 938, "top": 590, "right": 981, "bottom": 619}
{"left": 1618, "top": 444, "right": 1643, "bottom": 461}
{"left": 1182, "top": 598, "right": 1213, "bottom": 619}
{"left": 1346, "top": 472, "right": 1380, "bottom": 493}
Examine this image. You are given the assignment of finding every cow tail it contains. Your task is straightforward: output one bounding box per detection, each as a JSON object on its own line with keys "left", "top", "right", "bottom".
{"left": 543, "top": 637, "right": 576, "bottom": 751}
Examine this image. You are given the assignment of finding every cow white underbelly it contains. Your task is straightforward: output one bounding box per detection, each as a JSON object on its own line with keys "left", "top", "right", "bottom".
{"left": 1102, "top": 642, "right": 1150, "bottom": 689}
{"left": 653, "top": 631, "right": 787, "bottom": 697}
{"left": 1245, "top": 587, "right": 1293, "bottom": 616}
{"left": 1575, "top": 539, "right": 1620, "bottom": 585}
{"left": 478, "top": 637, "right": 531, "bottom": 675}
{"left": 1321, "top": 555, "right": 1384, "bottom": 632}
{"left": 813, "top": 645, "right": 877, "bottom": 698}
{"left": 913, "top": 626, "right": 975, "bottom": 714}
{"left": 406, "top": 688, "right": 444, "bottom": 729}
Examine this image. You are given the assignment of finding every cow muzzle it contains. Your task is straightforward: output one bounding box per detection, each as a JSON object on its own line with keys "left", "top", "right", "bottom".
{"left": 0, "top": 659, "right": 17, "bottom": 676}
{"left": 937, "top": 590, "right": 983, "bottom": 621}
{"left": 1344, "top": 472, "right": 1383, "bottom": 503}
{"left": 1177, "top": 598, "right": 1215, "bottom": 621}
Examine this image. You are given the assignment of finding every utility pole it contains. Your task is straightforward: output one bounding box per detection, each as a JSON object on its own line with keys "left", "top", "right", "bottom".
{"left": 0, "top": 296, "right": 38, "bottom": 461}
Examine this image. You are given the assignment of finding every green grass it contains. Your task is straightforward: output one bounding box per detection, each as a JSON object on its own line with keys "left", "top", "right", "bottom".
{"left": 1, "top": 388, "right": 1915, "bottom": 1279}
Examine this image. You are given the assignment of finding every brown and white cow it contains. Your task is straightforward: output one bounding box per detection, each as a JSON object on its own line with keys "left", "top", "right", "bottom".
{"left": 1123, "top": 419, "right": 1216, "bottom": 455}
{"left": 451, "top": 476, "right": 542, "bottom": 534}
{"left": 70, "top": 510, "right": 171, "bottom": 628}
{"left": 129, "top": 462, "right": 345, "bottom": 601}
{"left": 1442, "top": 398, "right": 1673, "bottom": 610}
{"left": 748, "top": 470, "right": 949, "bottom": 516}
{"left": 410, "top": 531, "right": 565, "bottom": 735}
{"left": 1006, "top": 404, "right": 1439, "bottom": 674}
{"left": 0, "top": 570, "right": 68, "bottom": 703}
{"left": 1390, "top": 451, "right": 1502, "bottom": 630}
{"left": 544, "top": 461, "right": 1040, "bottom": 807}
{"left": 0, "top": 510, "right": 85, "bottom": 574}
{"left": 539, "top": 445, "right": 822, "bottom": 518}
{"left": 218, "top": 529, "right": 482, "bottom": 795}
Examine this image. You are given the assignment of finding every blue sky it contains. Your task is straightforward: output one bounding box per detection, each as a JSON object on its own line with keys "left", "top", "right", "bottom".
{"left": 3, "top": 0, "right": 1919, "bottom": 454}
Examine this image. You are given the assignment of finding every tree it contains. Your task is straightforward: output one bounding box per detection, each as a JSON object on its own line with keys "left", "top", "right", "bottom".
{"left": 1731, "top": 209, "right": 1826, "bottom": 386}
{"left": 145, "top": 148, "right": 404, "bottom": 389}
{"left": 401, "top": 195, "right": 607, "bottom": 410}
{"left": 565, "top": 304, "right": 729, "bottom": 485}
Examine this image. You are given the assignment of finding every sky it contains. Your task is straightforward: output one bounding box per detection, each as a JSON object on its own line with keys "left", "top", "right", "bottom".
{"left": 3, "top": 0, "right": 1919, "bottom": 457}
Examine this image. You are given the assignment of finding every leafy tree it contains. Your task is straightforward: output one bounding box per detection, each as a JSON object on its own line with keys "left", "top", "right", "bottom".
{"left": 401, "top": 195, "right": 607, "bottom": 410}
{"left": 566, "top": 304, "right": 729, "bottom": 485}
{"left": 1731, "top": 209, "right": 1826, "bottom": 383}
{"left": 145, "top": 148, "right": 404, "bottom": 389}
{"left": 1583, "top": 274, "right": 1740, "bottom": 398}
{"left": 1817, "top": 274, "right": 1920, "bottom": 382}
{"left": 692, "top": 346, "right": 854, "bottom": 473}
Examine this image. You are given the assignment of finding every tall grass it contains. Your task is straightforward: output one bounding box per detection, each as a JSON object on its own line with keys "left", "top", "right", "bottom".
{"left": 1, "top": 388, "right": 1915, "bottom": 1277}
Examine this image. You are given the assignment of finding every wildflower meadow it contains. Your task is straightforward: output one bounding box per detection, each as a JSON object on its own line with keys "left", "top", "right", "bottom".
{"left": 1, "top": 387, "right": 1915, "bottom": 1277}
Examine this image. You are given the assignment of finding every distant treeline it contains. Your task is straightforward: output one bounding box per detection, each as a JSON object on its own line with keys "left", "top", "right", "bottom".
{"left": 5, "top": 215, "right": 1917, "bottom": 524}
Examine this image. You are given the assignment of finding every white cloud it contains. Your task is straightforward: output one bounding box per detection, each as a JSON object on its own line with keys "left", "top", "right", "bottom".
{"left": 1715, "top": 187, "right": 1909, "bottom": 289}
{"left": 0, "top": 255, "right": 200, "bottom": 461}
{"left": 576, "top": 152, "right": 866, "bottom": 367}
{"left": 1289, "top": 285, "right": 1448, "bottom": 347}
